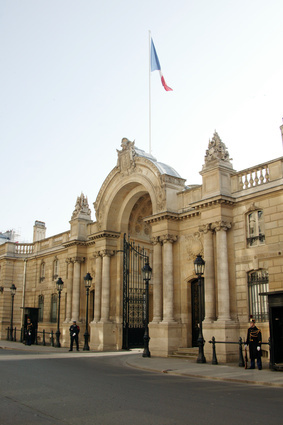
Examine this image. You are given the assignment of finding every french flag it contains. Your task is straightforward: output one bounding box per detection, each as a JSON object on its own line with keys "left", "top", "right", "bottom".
{"left": 150, "top": 38, "right": 173, "bottom": 92}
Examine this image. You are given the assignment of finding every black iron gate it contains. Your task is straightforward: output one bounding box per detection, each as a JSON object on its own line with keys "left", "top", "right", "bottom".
{"left": 122, "top": 234, "right": 149, "bottom": 349}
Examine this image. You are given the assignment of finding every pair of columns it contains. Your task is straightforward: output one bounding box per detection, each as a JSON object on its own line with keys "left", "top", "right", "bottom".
{"left": 151, "top": 234, "right": 177, "bottom": 324}
{"left": 65, "top": 251, "right": 114, "bottom": 324}
{"left": 200, "top": 221, "right": 232, "bottom": 322}
{"left": 92, "top": 250, "right": 114, "bottom": 323}
{"left": 65, "top": 257, "right": 84, "bottom": 323}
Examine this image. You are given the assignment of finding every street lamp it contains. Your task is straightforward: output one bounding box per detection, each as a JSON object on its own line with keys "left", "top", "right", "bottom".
{"left": 83, "top": 272, "right": 92, "bottom": 351}
{"left": 142, "top": 261, "right": 152, "bottom": 358}
{"left": 55, "top": 277, "right": 64, "bottom": 348}
{"left": 10, "top": 284, "right": 17, "bottom": 341}
{"left": 194, "top": 254, "right": 206, "bottom": 363}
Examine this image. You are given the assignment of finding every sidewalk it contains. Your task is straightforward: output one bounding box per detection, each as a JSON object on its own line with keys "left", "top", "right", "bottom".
{"left": 126, "top": 355, "right": 283, "bottom": 388}
{"left": 1, "top": 340, "right": 282, "bottom": 388}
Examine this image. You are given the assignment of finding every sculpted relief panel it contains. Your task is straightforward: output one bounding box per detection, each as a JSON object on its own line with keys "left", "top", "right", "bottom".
{"left": 185, "top": 232, "right": 203, "bottom": 259}
{"left": 128, "top": 194, "right": 152, "bottom": 239}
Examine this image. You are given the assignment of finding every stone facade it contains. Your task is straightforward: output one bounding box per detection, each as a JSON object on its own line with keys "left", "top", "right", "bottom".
{"left": 0, "top": 134, "right": 282, "bottom": 362}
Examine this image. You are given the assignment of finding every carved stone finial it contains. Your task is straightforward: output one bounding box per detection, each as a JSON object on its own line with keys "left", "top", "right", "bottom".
{"left": 204, "top": 131, "right": 232, "bottom": 165}
{"left": 71, "top": 193, "right": 91, "bottom": 220}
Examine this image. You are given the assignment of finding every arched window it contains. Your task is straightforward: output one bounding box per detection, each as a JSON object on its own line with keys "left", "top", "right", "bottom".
{"left": 248, "top": 269, "right": 269, "bottom": 322}
{"left": 247, "top": 210, "right": 265, "bottom": 247}
{"left": 51, "top": 294, "right": 57, "bottom": 323}
{"left": 38, "top": 295, "right": 44, "bottom": 322}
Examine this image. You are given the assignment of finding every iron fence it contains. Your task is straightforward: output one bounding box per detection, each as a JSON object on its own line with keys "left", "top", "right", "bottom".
{"left": 209, "top": 336, "right": 270, "bottom": 367}
{"left": 6, "top": 327, "right": 55, "bottom": 346}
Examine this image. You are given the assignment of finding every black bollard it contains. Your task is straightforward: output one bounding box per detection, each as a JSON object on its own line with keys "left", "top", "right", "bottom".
{"left": 211, "top": 336, "right": 218, "bottom": 365}
{"left": 238, "top": 337, "right": 245, "bottom": 367}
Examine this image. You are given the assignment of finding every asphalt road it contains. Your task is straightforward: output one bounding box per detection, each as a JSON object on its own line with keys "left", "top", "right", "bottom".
{"left": 0, "top": 354, "right": 282, "bottom": 425}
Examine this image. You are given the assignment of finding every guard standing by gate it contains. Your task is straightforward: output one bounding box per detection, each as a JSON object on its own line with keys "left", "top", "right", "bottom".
{"left": 245, "top": 318, "right": 262, "bottom": 370}
{"left": 69, "top": 321, "right": 80, "bottom": 351}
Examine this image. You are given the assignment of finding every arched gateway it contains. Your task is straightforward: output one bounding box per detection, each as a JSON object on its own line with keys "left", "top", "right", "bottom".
{"left": 88, "top": 138, "right": 187, "bottom": 355}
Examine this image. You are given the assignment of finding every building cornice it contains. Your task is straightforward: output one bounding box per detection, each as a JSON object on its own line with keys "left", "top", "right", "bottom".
{"left": 88, "top": 230, "right": 121, "bottom": 241}
{"left": 189, "top": 196, "right": 235, "bottom": 210}
{"left": 62, "top": 240, "right": 88, "bottom": 248}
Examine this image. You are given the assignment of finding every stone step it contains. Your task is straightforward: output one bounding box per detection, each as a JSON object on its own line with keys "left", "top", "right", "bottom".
{"left": 170, "top": 347, "right": 199, "bottom": 359}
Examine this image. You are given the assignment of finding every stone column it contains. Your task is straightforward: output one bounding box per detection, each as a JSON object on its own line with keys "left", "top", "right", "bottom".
{"left": 200, "top": 224, "right": 216, "bottom": 322}
{"left": 100, "top": 250, "right": 114, "bottom": 323}
{"left": 71, "top": 258, "right": 84, "bottom": 322}
{"left": 93, "top": 252, "right": 102, "bottom": 323}
{"left": 212, "top": 221, "right": 232, "bottom": 321}
{"left": 65, "top": 259, "right": 73, "bottom": 323}
{"left": 152, "top": 237, "right": 162, "bottom": 323}
{"left": 161, "top": 235, "right": 177, "bottom": 323}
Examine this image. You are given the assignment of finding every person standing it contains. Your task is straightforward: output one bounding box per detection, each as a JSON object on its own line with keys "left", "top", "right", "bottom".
{"left": 245, "top": 318, "right": 262, "bottom": 370}
{"left": 26, "top": 318, "right": 33, "bottom": 346}
{"left": 69, "top": 321, "right": 80, "bottom": 351}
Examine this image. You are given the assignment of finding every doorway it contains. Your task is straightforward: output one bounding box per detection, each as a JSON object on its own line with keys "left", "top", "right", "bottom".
{"left": 23, "top": 307, "right": 39, "bottom": 344}
{"left": 191, "top": 277, "right": 205, "bottom": 347}
{"left": 191, "top": 279, "right": 199, "bottom": 347}
{"left": 271, "top": 306, "right": 283, "bottom": 364}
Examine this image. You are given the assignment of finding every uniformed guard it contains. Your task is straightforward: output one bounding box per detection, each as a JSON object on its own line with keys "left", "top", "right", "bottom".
{"left": 69, "top": 320, "right": 80, "bottom": 351}
{"left": 26, "top": 318, "right": 33, "bottom": 346}
{"left": 245, "top": 318, "right": 262, "bottom": 370}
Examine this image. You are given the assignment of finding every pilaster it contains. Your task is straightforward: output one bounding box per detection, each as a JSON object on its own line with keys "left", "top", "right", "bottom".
{"left": 71, "top": 257, "right": 85, "bottom": 322}
{"left": 100, "top": 250, "right": 114, "bottom": 323}
{"left": 160, "top": 234, "right": 177, "bottom": 323}
{"left": 211, "top": 221, "right": 232, "bottom": 322}
{"left": 151, "top": 236, "right": 162, "bottom": 323}
{"left": 199, "top": 224, "right": 216, "bottom": 322}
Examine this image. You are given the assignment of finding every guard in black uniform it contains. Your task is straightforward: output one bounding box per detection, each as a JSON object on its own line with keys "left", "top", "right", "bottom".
{"left": 245, "top": 318, "right": 262, "bottom": 370}
{"left": 69, "top": 321, "right": 80, "bottom": 351}
{"left": 26, "top": 318, "right": 33, "bottom": 346}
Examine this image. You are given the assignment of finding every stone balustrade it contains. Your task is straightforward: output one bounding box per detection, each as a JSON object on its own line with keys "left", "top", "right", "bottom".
{"left": 15, "top": 243, "right": 34, "bottom": 255}
{"left": 0, "top": 231, "right": 70, "bottom": 258}
{"left": 231, "top": 157, "right": 283, "bottom": 193}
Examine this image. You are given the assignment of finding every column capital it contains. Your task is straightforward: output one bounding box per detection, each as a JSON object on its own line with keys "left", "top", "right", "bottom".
{"left": 93, "top": 251, "right": 102, "bottom": 258}
{"left": 211, "top": 221, "right": 231, "bottom": 232}
{"left": 101, "top": 249, "right": 114, "bottom": 258}
{"left": 151, "top": 236, "right": 162, "bottom": 245}
{"left": 199, "top": 224, "right": 212, "bottom": 234}
{"left": 160, "top": 234, "right": 178, "bottom": 244}
{"left": 72, "top": 256, "right": 85, "bottom": 263}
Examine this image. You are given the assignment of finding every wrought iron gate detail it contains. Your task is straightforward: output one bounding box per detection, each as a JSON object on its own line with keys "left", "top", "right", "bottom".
{"left": 122, "top": 234, "right": 149, "bottom": 349}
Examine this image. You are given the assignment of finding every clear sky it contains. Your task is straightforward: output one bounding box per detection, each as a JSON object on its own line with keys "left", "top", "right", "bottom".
{"left": 1, "top": 0, "right": 282, "bottom": 242}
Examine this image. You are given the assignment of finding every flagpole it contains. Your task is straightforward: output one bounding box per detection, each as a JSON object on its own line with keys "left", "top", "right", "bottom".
{"left": 149, "top": 30, "right": 152, "bottom": 154}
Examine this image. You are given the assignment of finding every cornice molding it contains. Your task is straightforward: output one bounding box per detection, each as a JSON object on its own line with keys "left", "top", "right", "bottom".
{"left": 88, "top": 230, "right": 121, "bottom": 241}
{"left": 144, "top": 212, "right": 179, "bottom": 224}
{"left": 190, "top": 196, "right": 235, "bottom": 210}
{"left": 63, "top": 240, "right": 87, "bottom": 248}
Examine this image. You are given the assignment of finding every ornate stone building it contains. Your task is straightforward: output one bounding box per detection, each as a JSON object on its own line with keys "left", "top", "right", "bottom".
{"left": 0, "top": 134, "right": 282, "bottom": 362}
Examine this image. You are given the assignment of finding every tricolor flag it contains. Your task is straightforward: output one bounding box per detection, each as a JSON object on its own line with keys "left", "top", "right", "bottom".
{"left": 150, "top": 39, "right": 173, "bottom": 92}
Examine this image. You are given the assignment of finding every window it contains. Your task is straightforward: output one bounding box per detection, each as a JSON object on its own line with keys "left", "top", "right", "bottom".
{"left": 38, "top": 295, "right": 44, "bottom": 322}
{"left": 51, "top": 294, "right": 57, "bottom": 323}
{"left": 40, "top": 262, "right": 45, "bottom": 282}
{"left": 247, "top": 210, "right": 265, "bottom": 247}
{"left": 248, "top": 270, "right": 269, "bottom": 322}
{"left": 53, "top": 259, "right": 59, "bottom": 281}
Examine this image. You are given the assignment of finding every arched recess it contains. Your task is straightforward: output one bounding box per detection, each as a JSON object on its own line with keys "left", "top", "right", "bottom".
{"left": 95, "top": 166, "right": 161, "bottom": 233}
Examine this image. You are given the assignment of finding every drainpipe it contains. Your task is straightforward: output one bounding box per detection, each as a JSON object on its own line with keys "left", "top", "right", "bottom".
{"left": 21, "top": 258, "right": 27, "bottom": 327}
